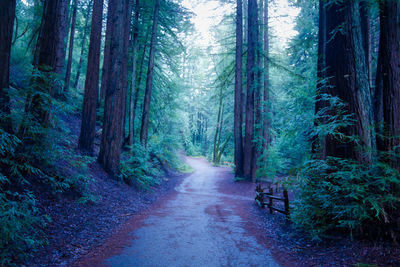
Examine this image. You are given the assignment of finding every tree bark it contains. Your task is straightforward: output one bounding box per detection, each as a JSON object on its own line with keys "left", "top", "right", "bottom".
{"left": 262, "top": 0, "right": 270, "bottom": 158}
{"left": 29, "top": 0, "right": 69, "bottom": 127}
{"left": 377, "top": 0, "right": 400, "bottom": 169}
{"left": 360, "top": 0, "right": 372, "bottom": 92}
{"left": 120, "top": 0, "right": 134, "bottom": 143}
{"left": 253, "top": 0, "right": 262, "bottom": 178}
{"left": 323, "top": 0, "right": 373, "bottom": 162}
{"left": 64, "top": 0, "right": 78, "bottom": 92}
{"left": 243, "top": 0, "right": 257, "bottom": 181}
{"left": 140, "top": 0, "right": 160, "bottom": 146}
{"left": 128, "top": 0, "right": 140, "bottom": 147}
{"left": 73, "top": 0, "right": 93, "bottom": 89}
{"left": 234, "top": 0, "right": 244, "bottom": 177}
{"left": 99, "top": 0, "right": 115, "bottom": 100}
{"left": 0, "top": 0, "right": 16, "bottom": 132}
{"left": 78, "top": 0, "right": 104, "bottom": 153}
{"left": 98, "top": 0, "right": 129, "bottom": 176}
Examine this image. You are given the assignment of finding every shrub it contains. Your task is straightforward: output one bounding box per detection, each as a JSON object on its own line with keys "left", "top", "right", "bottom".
{"left": 292, "top": 157, "right": 400, "bottom": 240}
{"left": 0, "top": 129, "right": 47, "bottom": 266}
{"left": 0, "top": 190, "right": 47, "bottom": 266}
{"left": 120, "top": 144, "right": 161, "bottom": 189}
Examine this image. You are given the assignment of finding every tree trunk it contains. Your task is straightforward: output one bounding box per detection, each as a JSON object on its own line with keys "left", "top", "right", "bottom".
{"left": 213, "top": 89, "right": 223, "bottom": 164}
{"left": 56, "top": 0, "right": 69, "bottom": 77}
{"left": 120, "top": 0, "right": 134, "bottom": 143}
{"left": 323, "top": 0, "right": 373, "bottom": 162}
{"left": 29, "top": 0, "right": 69, "bottom": 127}
{"left": 234, "top": 0, "right": 244, "bottom": 177}
{"left": 140, "top": 0, "right": 160, "bottom": 146}
{"left": 78, "top": 0, "right": 104, "bottom": 153}
{"left": 0, "top": 0, "right": 16, "bottom": 132}
{"left": 262, "top": 0, "right": 270, "bottom": 158}
{"left": 73, "top": 0, "right": 93, "bottom": 89}
{"left": 377, "top": 0, "right": 400, "bottom": 169}
{"left": 64, "top": 0, "right": 78, "bottom": 92}
{"left": 98, "top": 0, "right": 130, "bottom": 176}
{"left": 99, "top": 0, "right": 115, "bottom": 100}
{"left": 243, "top": 0, "right": 257, "bottom": 181}
{"left": 128, "top": 0, "right": 140, "bottom": 147}
{"left": 253, "top": 0, "right": 262, "bottom": 178}
{"left": 360, "top": 1, "right": 372, "bottom": 92}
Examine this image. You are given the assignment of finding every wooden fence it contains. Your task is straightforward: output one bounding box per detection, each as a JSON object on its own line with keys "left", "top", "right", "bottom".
{"left": 255, "top": 184, "right": 290, "bottom": 220}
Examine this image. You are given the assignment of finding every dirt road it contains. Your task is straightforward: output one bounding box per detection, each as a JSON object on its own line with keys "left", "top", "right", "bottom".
{"left": 76, "top": 157, "right": 280, "bottom": 267}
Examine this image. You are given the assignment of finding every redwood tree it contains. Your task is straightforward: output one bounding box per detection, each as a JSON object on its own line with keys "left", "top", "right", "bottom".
{"left": 64, "top": 0, "right": 79, "bottom": 92}
{"left": 128, "top": 0, "right": 140, "bottom": 147}
{"left": 78, "top": 0, "right": 104, "bottom": 153}
{"left": 73, "top": 0, "right": 93, "bottom": 89}
{"left": 140, "top": 0, "right": 161, "bottom": 146}
{"left": 99, "top": 0, "right": 115, "bottom": 100}
{"left": 262, "top": 0, "right": 270, "bottom": 156}
{"left": 0, "top": 0, "right": 16, "bottom": 132}
{"left": 321, "top": 0, "right": 373, "bottom": 162}
{"left": 243, "top": 0, "right": 258, "bottom": 181}
{"left": 377, "top": 0, "right": 400, "bottom": 169}
{"left": 98, "top": 0, "right": 132, "bottom": 175}
{"left": 234, "top": 0, "right": 244, "bottom": 177}
{"left": 29, "top": 0, "right": 69, "bottom": 127}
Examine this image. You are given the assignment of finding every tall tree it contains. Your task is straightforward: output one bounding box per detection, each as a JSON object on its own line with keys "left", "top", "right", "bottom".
{"left": 73, "top": 0, "right": 93, "bottom": 89}
{"left": 376, "top": 0, "right": 400, "bottom": 169}
{"left": 78, "top": 0, "right": 104, "bottom": 153}
{"left": 243, "top": 0, "right": 258, "bottom": 181}
{"left": 29, "top": 0, "right": 69, "bottom": 127}
{"left": 64, "top": 0, "right": 79, "bottom": 92}
{"left": 0, "top": 0, "right": 16, "bottom": 132}
{"left": 360, "top": 0, "right": 372, "bottom": 91}
{"left": 140, "top": 0, "right": 161, "bottom": 146}
{"left": 322, "top": 0, "right": 373, "bottom": 161}
{"left": 120, "top": 0, "right": 134, "bottom": 142}
{"left": 234, "top": 0, "right": 244, "bottom": 177}
{"left": 99, "top": 0, "right": 115, "bottom": 100}
{"left": 262, "top": 0, "right": 270, "bottom": 157}
{"left": 98, "top": 0, "right": 131, "bottom": 175}
{"left": 55, "top": 0, "right": 70, "bottom": 77}
{"left": 128, "top": 0, "right": 140, "bottom": 147}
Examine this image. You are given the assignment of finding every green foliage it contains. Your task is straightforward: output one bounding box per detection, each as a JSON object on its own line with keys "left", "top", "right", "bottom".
{"left": 292, "top": 157, "right": 400, "bottom": 240}
{"left": 1, "top": 65, "right": 94, "bottom": 264}
{"left": 0, "top": 129, "right": 47, "bottom": 266}
{"left": 0, "top": 190, "right": 47, "bottom": 266}
{"left": 120, "top": 144, "right": 161, "bottom": 189}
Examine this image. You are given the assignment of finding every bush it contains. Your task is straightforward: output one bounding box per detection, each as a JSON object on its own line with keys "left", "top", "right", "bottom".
{"left": 120, "top": 144, "right": 161, "bottom": 189}
{"left": 0, "top": 130, "right": 47, "bottom": 266}
{"left": 292, "top": 157, "right": 400, "bottom": 240}
{"left": 0, "top": 190, "right": 47, "bottom": 266}
{"left": 0, "top": 67, "right": 94, "bottom": 264}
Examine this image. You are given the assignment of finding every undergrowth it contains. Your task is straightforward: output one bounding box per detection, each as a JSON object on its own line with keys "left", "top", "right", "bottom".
{"left": 0, "top": 67, "right": 93, "bottom": 265}
{"left": 292, "top": 157, "right": 400, "bottom": 241}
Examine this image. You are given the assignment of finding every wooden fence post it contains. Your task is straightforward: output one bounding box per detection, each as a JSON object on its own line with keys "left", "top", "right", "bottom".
{"left": 269, "top": 187, "right": 273, "bottom": 214}
{"left": 283, "top": 189, "right": 289, "bottom": 220}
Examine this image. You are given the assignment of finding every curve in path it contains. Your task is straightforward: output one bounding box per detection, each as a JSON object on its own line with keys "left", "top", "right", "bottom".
{"left": 83, "top": 157, "right": 280, "bottom": 267}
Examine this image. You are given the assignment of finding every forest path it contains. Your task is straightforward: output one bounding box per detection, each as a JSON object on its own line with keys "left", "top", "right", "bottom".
{"left": 77, "top": 157, "right": 279, "bottom": 267}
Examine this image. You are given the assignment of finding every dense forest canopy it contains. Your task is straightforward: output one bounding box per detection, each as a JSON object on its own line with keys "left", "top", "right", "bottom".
{"left": 0, "top": 0, "right": 399, "bottom": 264}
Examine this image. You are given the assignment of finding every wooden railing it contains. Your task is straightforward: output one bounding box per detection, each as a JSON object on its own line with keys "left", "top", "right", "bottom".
{"left": 255, "top": 184, "right": 290, "bottom": 220}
